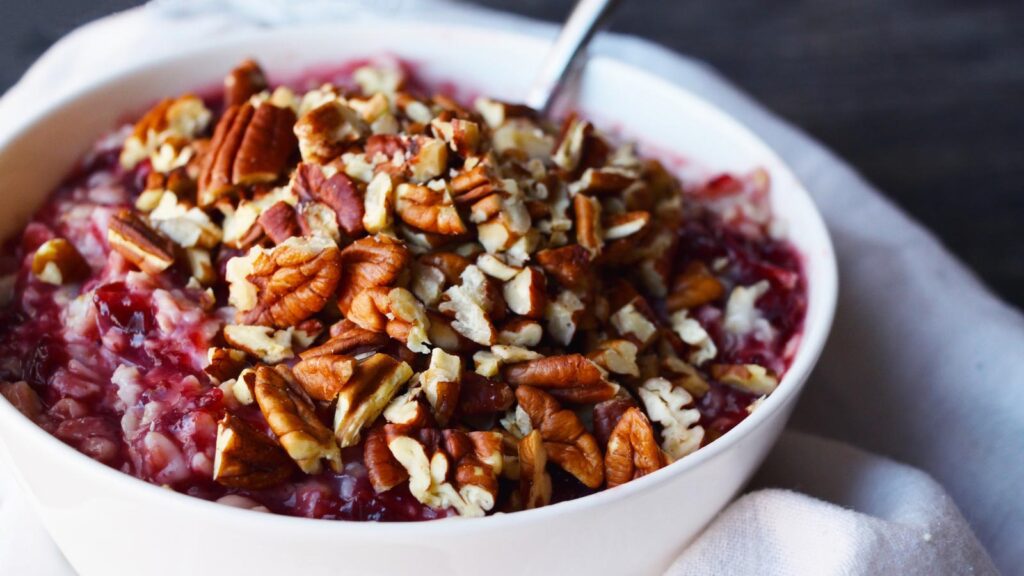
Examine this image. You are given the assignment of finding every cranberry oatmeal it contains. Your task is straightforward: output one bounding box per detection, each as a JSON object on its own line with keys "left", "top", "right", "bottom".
{"left": 0, "top": 59, "right": 805, "bottom": 520}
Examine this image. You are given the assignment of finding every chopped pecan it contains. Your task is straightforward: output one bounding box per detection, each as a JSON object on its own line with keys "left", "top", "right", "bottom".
{"left": 518, "top": 430, "right": 552, "bottom": 509}
{"left": 257, "top": 201, "right": 300, "bottom": 244}
{"left": 107, "top": 209, "right": 176, "bottom": 274}
{"left": 205, "top": 347, "right": 248, "bottom": 382}
{"left": 419, "top": 252, "right": 471, "bottom": 284}
{"left": 334, "top": 353, "right": 413, "bottom": 447}
{"left": 438, "top": 264, "right": 499, "bottom": 345}
{"left": 213, "top": 413, "right": 295, "bottom": 489}
{"left": 573, "top": 194, "right": 603, "bottom": 255}
{"left": 420, "top": 349, "right": 462, "bottom": 425}
{"left": 587, "top": 339, "right": 640, "bottom": 377}
{"left": 0, "top": 381, "right": 44, "bottom": 422}
{"left": 224, "top": 59, "right": 268, "bottom": 107}
{"left": 544, "top": 289, "right": 585, "bottom": 346}
{"left": 227, "top": 325, "right": 296, "bottom": 364}
{"left": 337, "top": 235, "right": 410, "bottom": 314}
{"left": 31, "top": 238, "right": 90, "bottom": 285}
{"left": 666, "top": 261, "right": 725, "bottom": 312}
{"left": 603, "top": 211, "right": 651, "bottom": 240}
{"left": 407, "top": 137, "right": 449, "bottom": 182}
{"left": 458, "top": 372, "right": 515, "bottom": 416}
{"left": 383, "top": 385, "right": 432, "bottom": 428}
{"left": 395, "top": 183, "right": 467, "bottom": 235}
{"left": 292, "top": 354, "right": 357, "bottom": 401}
{"left": 515, "top": 386, "right": 604, "bottom": 488}
{"left": 253, "top": 365, "right": 341, "bottom": 474}
{"left": 294, "top": 100, "right": 367, "bottom": 164}
{"left": 569, "top": 167, "right": 637, "bottom": 196}
{"left": 604, "top": 407, "right": 667, "bottom": 488}
{"left": 348, "top": 287, "right": 432, "bottom": 353}
{"left": 229, "top": 236, "right": 341, "bottom": 328}
{"left": 365, "top": 424, "right": 409, "bottom": 493}
{"left": 497, "top": 318, "right": 543, "bottom": 347}
{"left": 536, "top": 244, "right": 592, "bottom": 291}
{"left": 502, "top": 266, "right": 546, "bottom": 319}
{"left": 610, "top": 298, "right": 660, "bottom": 349}
{"left": 637, "top": 378, "right": 704, "bottom": 460}
{"left": 299, "top": 319, "right": 389, "bottom": 359}
{"left": 710, "top": 364, "right": 779, "bottom": 395}
{"left": 504, "top": 355, "right": 616, "bottom": 404}
{"left": 293, "top": 163, "right": 365, "bottom": 236}
{"left": 593, "top": 395, "right": 639, "bottom": 447}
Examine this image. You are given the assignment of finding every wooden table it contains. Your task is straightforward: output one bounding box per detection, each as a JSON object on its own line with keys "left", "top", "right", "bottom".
{"left": 2, "top": 0, "right": 1021, "bottom": 306}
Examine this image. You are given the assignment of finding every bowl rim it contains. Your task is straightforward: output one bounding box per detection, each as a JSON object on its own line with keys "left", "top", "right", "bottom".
{"left": 0, "top": 21, "right": 838, "bottom": 535}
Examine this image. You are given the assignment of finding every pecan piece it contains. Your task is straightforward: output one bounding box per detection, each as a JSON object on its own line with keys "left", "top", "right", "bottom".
{"left": 337, "top": 235, "right": 410, "bottom": 314}
{"left": 365, "top": 424, "right": 409, "bottom": 493}
{"left": 32, "top": 238, "right": 90, "bottom": 285}
{"left": 666, "top": 261, "right": 725, "bottom": 312}
{"left": 593, "top": 396, "right": 639, "bottom": 447}
{"left": 107, "top": 209, "right": 176, "bottom": 274}
{"left": 292, "top": 354, "right": 357, "bottom": 402}
{"left": 518, "top": 430, "right": 552, "bottom": 509}
{"left": 213, "top": 413, "right": 295, "bottom": 489}
{"left": 515, "top": 386, "right": 604, "bottom": 488}
{"left": 0, "top": 381, "right": 43, "bottom": 422}
{"left": 293, "top": 163, "right": 365, "bottom": 236}
{"left": 334, "top": 353, "right": 413, "bottom": 447}
{"left": 295, "top": 100, "right": 367, "bottom": 164}
{"left": 229, "top": 236, "right": 341, "bottom": 328}
{"left": 573, "top": 193, "right": 603, "bottom": 255}
{"left": 604, "top": 407, "right": 667, "bottom": 488}
{"left": 395, "top": 183, "right": 467, "bottom": 235}
{"left": 502, "top": 266, "right": 546, "bottom": 319}
{"left": 458, "top": 372, "right": 515, "bottom": 416}
{"left": 299, "top": 319, "right": 389, "bottom": 359}
{"left": 253, "top": 365, "right": 341, "bottom": 474}
{"left": 710, "top": 364, "right": 779, "bottom": 395}
{"left": 503, "top": 355, "right": 616, "bottom": 404}
{"left": 224, "top": 59, "right": 268, "bottom": 107}
{"left": 205, "top": 347, "right": 248, "bottom": 382}
{"left": 536, "top": 244, "right": 593, "bottom": 291}
{"left": 257, "top": 201, "right": 300, "bottom": 244}
{"left": 347, "top": 286, "right": 432, "bottom": 353}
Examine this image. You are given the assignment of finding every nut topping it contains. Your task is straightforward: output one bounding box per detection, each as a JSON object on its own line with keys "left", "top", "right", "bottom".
{"left": 225, "top": 59, "right": 268, "bottom": 108}
{"left": 518, "top": 430, "right": 552, "bottom": 509}
{"left": 334, "top": 353, "right": 413, "bottom": 447}
{"left": 292, "top": 354, "right": 356, "bottom": 402}
{"left": 228, "top": 236, "right": 341, "bottom": 328}
{"left": 31, "top": 238, "right": 90, "bottom": 285}
{"left": 604, "top": 407, "right": 667, "bottom": 488}
{"left": 107, "top": 209, "right": 177, "bottom": 275}
{"left": 253, "top": 365, "right": 341, "bottom": 474}
{"left": 504, "top": 355, "right": 616, "bottom": 404}
{"left": 337, "top": 235, "right": 410, "bottom": 314}
{"left": 515, "top": 386, "right": 604, "bottom": 488}
{"left": 213, "top": 413, "right": 295, "bottom": 489}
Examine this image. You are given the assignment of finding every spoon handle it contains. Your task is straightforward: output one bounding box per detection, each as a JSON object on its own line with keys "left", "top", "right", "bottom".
{"left": 524, "top": 0, "right": 621, "bottom": 115}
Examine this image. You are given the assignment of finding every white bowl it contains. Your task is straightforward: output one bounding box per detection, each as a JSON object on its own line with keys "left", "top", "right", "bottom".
{"left": 0, "top": 23, "right": 837, "bottom": 576}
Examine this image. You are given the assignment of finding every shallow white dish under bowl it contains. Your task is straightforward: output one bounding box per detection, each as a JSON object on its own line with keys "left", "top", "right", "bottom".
{"left": 0, "top": 23, "right": 837, "bottom": 576}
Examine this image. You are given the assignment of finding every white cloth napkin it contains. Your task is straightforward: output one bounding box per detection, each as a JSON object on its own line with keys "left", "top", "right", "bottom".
{"left": 0, "top": 2, "right": 1018, "bottom": 575}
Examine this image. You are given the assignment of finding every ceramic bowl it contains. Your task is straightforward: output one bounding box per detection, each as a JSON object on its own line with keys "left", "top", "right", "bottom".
{"left": 0, "top": 22, "right": 837, "bottom": 576}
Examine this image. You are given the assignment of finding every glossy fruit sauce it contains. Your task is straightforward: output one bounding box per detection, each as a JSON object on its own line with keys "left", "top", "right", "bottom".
{"left": 0, "top": 68, "right": 806, "bottom": 521}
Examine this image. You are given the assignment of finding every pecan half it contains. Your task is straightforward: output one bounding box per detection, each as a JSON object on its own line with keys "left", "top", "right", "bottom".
{"left": 337, "top": 235, "right": 410, "bottom": 314}
{"left": 515, "top": 385, "right": 604, "bottom": 488}
{"left": 107, "top": 209, "right": 176, "bottom": 274}
{"left": 253, "top": 365, "right": 341, "bottom": 474}
{"left": 213, "top": 413, "right": 295, "bottom": 489}
{"left": 518, "top": 430, "right": 552, "bottom": 509}
{"left": 230, "top": 236, "right": 341, "bottom": 328}
{"left": 604, "top": 407, "right": 667, "bottom": 488}
{"left": 31, "top": 238, "right": 90, "bottom": 285}
{"left": 199, "top": 103, "right": 298, "bottom": 205}
{"left": 503, "top": 355, "right": 616, "bottom": 404}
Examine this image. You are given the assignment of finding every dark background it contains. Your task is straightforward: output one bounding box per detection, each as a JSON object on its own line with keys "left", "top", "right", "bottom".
{"left": 2, "top": 0, "right": 1021, "bottom": 306}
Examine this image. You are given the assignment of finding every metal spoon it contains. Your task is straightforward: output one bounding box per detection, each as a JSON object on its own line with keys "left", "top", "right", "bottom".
{"left": 524, "top": 0, "right": 622, "bottom": 115}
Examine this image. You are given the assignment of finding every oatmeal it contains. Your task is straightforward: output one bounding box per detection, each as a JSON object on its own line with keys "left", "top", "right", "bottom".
{"left": 0, "top": 59, "right": 805, "bottom": 520}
